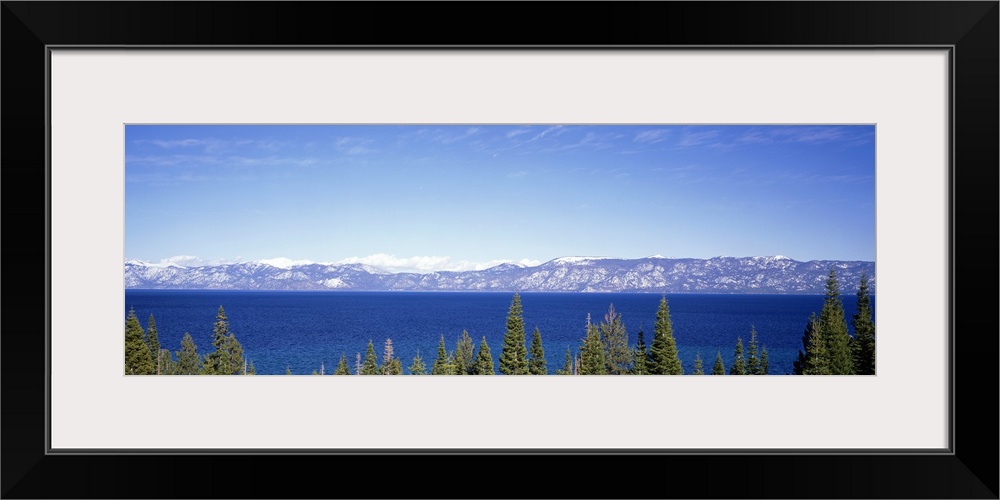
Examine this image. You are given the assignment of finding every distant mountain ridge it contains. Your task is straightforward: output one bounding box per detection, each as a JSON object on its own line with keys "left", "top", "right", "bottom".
{"left": 125, "top": 256, "right": 875, "bottom": 294}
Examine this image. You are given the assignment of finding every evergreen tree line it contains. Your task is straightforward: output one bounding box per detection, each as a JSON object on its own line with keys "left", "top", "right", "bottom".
{"left": 305, "top": 293, "right": 769, "bottom": 376}
{"left": 126, "top": 270, "right": 874, "bottom": 375}
{"left": 124, "top": 305, "right": 254, "bottom": 375}
{"left": 792, "top": 269, "right": 876, "bottom": 375}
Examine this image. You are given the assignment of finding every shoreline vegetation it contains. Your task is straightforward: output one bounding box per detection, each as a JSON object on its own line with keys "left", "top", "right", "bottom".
{"left": 124, "top": 268, "right": 875, "bottom": 376}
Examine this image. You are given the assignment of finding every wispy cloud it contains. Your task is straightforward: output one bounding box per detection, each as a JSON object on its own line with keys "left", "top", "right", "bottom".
{"left": 736, "top": 126, "right": 869, "bottom": 145}
{"left": 334, "top": 136, "right": 376, "bottom": 155}
{"left": 677, "top": 130, "right": 721, "bottom": 147}
{"left": 634, "top": 129, "right": 672, "bottom": 144}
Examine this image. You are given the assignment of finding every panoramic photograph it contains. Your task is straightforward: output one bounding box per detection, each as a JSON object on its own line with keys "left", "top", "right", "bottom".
{"left": 124, "top": 124, "right": 876, "bottom": 376}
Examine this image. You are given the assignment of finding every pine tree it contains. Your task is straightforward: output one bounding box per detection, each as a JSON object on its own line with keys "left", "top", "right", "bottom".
{"left": 631, "top": 327, "right": 649, "bottom": 375}
{"left": 692, "top": 352, "right": 704, "bottom": 375}
{"left": 361, "top": 339, "right": 380, "bottom": 375}
{"left": 174, "top": 332, "right": 202, "bottom": 375}
{"left": 730, "top": 336, "right": 747, "bottom": 375}
{"left": 747, "top": 326, "right": 762, "bottom": 375}
{"left": 227, "top": 332, "right": 245, "bottom": 376}
{"left": 528, "top": 327, "right": 547, "bottom": 375}
{"left": 203, "top": 306, "right": 244, "bottom": 375}
{"left": 247, "top": 360, "right": 256, "bottom": 375}
{"left": 820, "top": 267, "right": 854, "bottom": 374}
{"left": 712, "top": 350, "right": 725, "bottom": 375}
{"left": 578, "top": 314, "right": 607, "bottom": 375}
{"left": 851, "top": 273, "right": 877, "bottom": 375}
{"left": 474, "top": 337, "right": 495, "bottom": 375}
{"left": 286, "top": 367, "right": 292, "bottom": 375}
{"left": 146, "top": 314, "right": 161, "bottom": 374}
{"left": 454, "top": 330, "right": 475, "bottom": 375}
{"left": 408, "top": 350, "right": 427, "bottom": 375}
{"left": 760, "top": 345, "right": 769, "bottom": 375}
{"left": 499, "top": 293, "right": 529, "bottom": 375}
{"left": 598, "top": 304, "right": 631, "bottom": 374}
{"left": 556, "top": 345, "right": 574, "bottom": 375}
{"left": 381, "top": 338, "right": 402, "bottom": 375}
{"left": 334, "top": 353, "right": 352, "bottom": 375}
{"left": 801, "top": 315, "right": 831, "bottom": 375}
{"left": 431, "top": 334, "right": 454, "bottom": 375}
{"left": 125, "top": 307, "right": 155, "bottom": 375}
{"left": 649, "top": 296, "right": 683, "bottom": 374}
{"left": 158, "top": 349, "right": 176, "bottom": 375}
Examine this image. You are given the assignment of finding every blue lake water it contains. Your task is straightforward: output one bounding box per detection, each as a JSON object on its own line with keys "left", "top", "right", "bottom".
{"left": 124, "top": 291, "right": 871, "bottom": 375}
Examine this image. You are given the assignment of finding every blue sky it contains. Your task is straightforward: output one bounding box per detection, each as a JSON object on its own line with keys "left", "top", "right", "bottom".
{"left": 125, "top": 124, "right": 875, "bottom": 272}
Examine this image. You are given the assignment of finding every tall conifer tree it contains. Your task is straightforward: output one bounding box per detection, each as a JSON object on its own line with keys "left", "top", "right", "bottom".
{"left": 820, "top": 267, "right": 854, "bottom": 374}
{"left": 649, "top": 296, "right": 683, "bottom": 374}
{"left": 578, "top": 314, "right": 607, "bottom": 375}
{"left": 174, "top": 332, "right": 201, "bottom": 375}
{"left": 747, "top": 326, "right": 762, "bottom": 375}
{"left": 454, "top": 330, "right": 475, "bottom": 375}
{"left": 474, "top": 337, "right": 495, "bottom": 375}
{"left": 631, "top": 327, "right": 649, "bottom": 375}
{"left": 851, "top": 273, "right": 876, "bottom": 375}
{"left": 556, "top": 345, "right": 574, "bottom": 375}
{"left": 431, "top": 335, "right": 453, "bottom": 375}
{"left": 125, "top": 307, "right": 154, "bottom": 375}
{"left": 692, "top": 352, "right": 705, "bottom": 375}
{"left": 712, "top": 350, "right": 726, "bottom": 375}
{"left": 528, "top": 327, "right": 547, "bottom": 375}
{"left": 361, "top": 339, "right": 380, "bottom": 375}
{"left": 499, "top": 293, "right": 529, "bottom": 374}
{"left": 408, "top": 350, "right": 427, "bottom": 375}
{"left": 334, "top": 353, "right": 352, "bottom": 375}
{"left": 146, "top": 314, "right": 161, "bottom": 373}
{"left": 730, "top": 336, "right": 747, "bottom": 375}
{"left": 598, "top": 304, "right": 631, "bottom": 374}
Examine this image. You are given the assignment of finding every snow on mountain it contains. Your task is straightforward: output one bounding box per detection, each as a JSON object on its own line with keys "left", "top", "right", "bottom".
{"left": 125, "top": 256, "right": 875, "bottom": 294}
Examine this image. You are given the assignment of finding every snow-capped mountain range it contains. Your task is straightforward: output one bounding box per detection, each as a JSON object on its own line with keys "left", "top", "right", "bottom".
{"left": 125, "top": 256, "right": 875, "bottom": 294}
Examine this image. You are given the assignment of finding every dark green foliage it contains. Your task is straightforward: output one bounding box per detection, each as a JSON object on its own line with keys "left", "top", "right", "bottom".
{"left": 528, "top": 327, "right": 547, "bottom": 375}
{"left": 146, "top": 314, "right": 161, "bottom": 373}
{"left": 556, "top": 345, "right": 574, "bottom": 375}
{"left": 801, "top": 315, "right": 831, "bottom": 375}
{"left": 820, "top": 268, "right": 854, "bottom": 374}
{"left": 692, "top": 352, "right": 704, "bottom": 375}
{"left": 598, "top": 304, "right": 631, "bottom": 375}
{"left": 125, "top": 307, "right": 155, "bottom": 375}
{"left": 203, "top": 306, "right": 245, "bottom": 375}
{"left": 454, "top": 330, "right": 475, "bottom": 375}
{"left": 712, "top": 350, "right": 725, "bottom": 375}
{"left": 747, "top": 326, "right": 762, "bottom": 375}
{"left": 334, "top": 353, "right": 351, "bottom": 375}
{"left": 408, "top": 350, "right": 427, "bottom": 375}
{"left": 631, "top": 327, "right": 649, "bottom": 375}
{"left": 760, "top": 345, "right": 769, "bottom": 375}
{"left": 499, "top": 293, "right": 529, "bottom": 374}
{"left": 361, "top": 339, "right": 380, "bottom": 375}
{"left": 649, "top": 297, "right": 683, "bottom": 375}
{"left": 851, "top": 273, "right": 876, "bottom": 375}
{"left": 474, "top": 337, "right": 495, "bottom": 375}
{"left": 174, "top": 332, "right": 202, "bottom": 375}
{"left": 158, "top": 348, "right": 176, "bottom": 375}
{"left": 578, "top": 315, "right": 607, "bottom": 375}
{"left": 431, "top": 335, "right": 454, "bottom": 375}
{"left": 730, "top": 336, "right": 746, "bottom": 375}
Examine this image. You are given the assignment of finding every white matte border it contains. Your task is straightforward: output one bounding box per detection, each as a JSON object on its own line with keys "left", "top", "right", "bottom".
{"left": 50, "top": 50, "right": 948, "bottom": 450}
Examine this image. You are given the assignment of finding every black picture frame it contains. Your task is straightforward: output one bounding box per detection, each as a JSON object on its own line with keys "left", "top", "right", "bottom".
{"left": 3, "top": 2, "right": 996, "bottom": 498}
